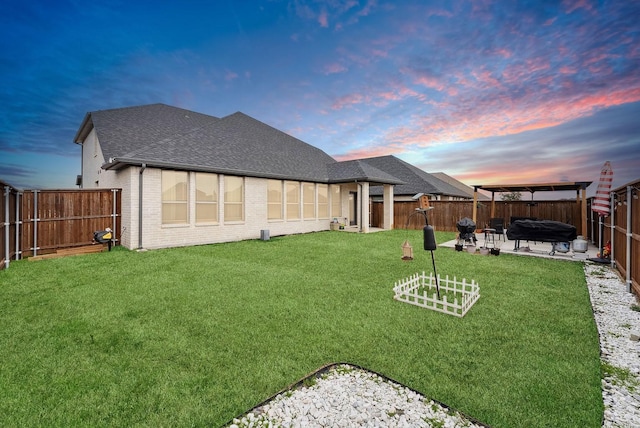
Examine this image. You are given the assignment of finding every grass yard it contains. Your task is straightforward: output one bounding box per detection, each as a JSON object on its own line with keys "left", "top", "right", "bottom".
{"left": 0, "top": 230, "right": 602, "bottom": 427}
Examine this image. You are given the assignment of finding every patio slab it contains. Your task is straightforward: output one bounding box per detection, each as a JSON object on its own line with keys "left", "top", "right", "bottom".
{"left": 440, "top": 233, "right": 600, "bottom": 262}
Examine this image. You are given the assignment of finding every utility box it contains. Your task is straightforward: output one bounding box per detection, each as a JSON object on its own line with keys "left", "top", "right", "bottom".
{"left": 260, "top": 229, "right": 270, "bottom": 241}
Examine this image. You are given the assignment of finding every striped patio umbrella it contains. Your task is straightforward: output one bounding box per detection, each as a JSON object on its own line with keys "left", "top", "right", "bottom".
{"left": 592, "top": 161, "right": 613, "bottom": 217}
{"left": 589, "top": 161, "right": 613, "bottom": 263}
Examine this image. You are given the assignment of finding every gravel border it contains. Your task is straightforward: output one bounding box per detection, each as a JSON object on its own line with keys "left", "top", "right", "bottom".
{"left": 226, "top": 262, "right": 640, "bottom": 427}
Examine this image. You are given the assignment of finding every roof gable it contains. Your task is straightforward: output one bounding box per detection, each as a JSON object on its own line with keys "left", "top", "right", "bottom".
{"left": 361, "top": 156, "right": 471, "bottom": 197}
{"left": 75, "top": 104, "right": 218, "bottom": 162}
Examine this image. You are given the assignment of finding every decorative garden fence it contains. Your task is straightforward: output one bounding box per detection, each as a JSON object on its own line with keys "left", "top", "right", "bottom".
{"left": 393, "top": 271, "right": 480, "bottom": 317}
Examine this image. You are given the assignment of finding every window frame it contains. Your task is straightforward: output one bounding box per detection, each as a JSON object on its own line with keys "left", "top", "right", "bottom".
{"left": 161, "top": 170, "right": 189, "bottom": 225}
{"left": 195, "top": 172, "right": 219, "bottom": 224}
{"left": 224, "top": 175, "right": 244, "bottom": 223}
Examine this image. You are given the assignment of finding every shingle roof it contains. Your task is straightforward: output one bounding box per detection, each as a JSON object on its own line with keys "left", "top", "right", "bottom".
{"left": 74, "top": 104, "right": 218, "bottom": 162}
{"left": 76, "top": 104, "right": 402, "bottom": 185}
{"left": 116, "top": 111, "right": 338, "bottom": 182}
{"left": 431, "top": 172, "right": 490, "bottom": 200}
{"left": 327, "top": 160, "right": 404, "bottom": 185}
{"left": 361, "top": 156, "right": 472, "bottom": 198}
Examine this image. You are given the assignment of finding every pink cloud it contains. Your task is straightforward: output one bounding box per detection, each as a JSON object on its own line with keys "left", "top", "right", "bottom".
{"left": 318, "top": 8, "right": 329, "bottom": 27}
{"left": 563, "top": 0, "right": 594, "bottom": 14}
{"left": 225, "top": 70, "right": 238, "bottom": 81}
{"left": 331, "top": 93, "right": 368, "bottom": 110}
{"left": 323, "top": 63, "right": 347, "bottom": 75}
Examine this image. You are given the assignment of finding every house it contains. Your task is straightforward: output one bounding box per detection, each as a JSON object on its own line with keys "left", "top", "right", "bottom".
{"left": 363, "top": 156, "right": 474, "bottom": 201}
{"left": 74, "top": 104, "right": 401, "bottom": 250}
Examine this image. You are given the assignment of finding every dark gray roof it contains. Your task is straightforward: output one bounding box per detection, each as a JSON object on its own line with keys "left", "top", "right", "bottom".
{"left": 362, "top": 156, "right": 472, "bottom": 198}
{"left": 431, "top": 172, "right": 490, "bottom": 200}
{"left": 115, "top": 111, "right": 338, "bottom": 182}
{"left": 74, "top": 104, "right": 218, "bottom": 162}
{"left": 327, "top": 160, "right": 404, "bottom": 185}
{"left": 75, "top": 103, "right": 402, "bottom": 184}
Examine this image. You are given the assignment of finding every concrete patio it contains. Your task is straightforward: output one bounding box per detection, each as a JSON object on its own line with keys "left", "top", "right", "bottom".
{"left": 440, "top": 232, "right": 602, "bottom": 262}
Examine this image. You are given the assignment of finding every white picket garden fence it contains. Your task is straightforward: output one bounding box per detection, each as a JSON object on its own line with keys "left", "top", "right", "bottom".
{"left": 393, "top": 272, "right": 480, "bottom": 317}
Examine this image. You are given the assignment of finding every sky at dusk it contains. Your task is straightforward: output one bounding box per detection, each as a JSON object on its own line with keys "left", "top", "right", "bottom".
{"left": 1, "top": 0, "right": 639, "bottom": 198}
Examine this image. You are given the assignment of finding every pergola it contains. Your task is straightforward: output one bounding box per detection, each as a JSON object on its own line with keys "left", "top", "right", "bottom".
{"left": 472, "top": 181, "right": 593, "bottom": 237}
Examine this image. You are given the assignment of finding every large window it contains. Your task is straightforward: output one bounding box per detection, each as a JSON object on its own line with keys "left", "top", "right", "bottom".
{"left": 162, "top": 170, "right": 188, "bottom": 224}
{"left": 317, "top": 184, "right": 329, "bottom": 219}
{"left": 224, "top": 176, "right": 244, "bottom": 222}
{"left": 267, "top": 180, "right": 283, "bottom": 220}
{"left": 330, "top": 185, "right": 342, "bottom": 218}
{"left": 303, "top": 183, "right": 315, "bottom": 219}
{"left": 286, "top": 181, "right": 300, "bottom": 220}
{"left": 195, "top": 172, "right": 218, "bottom": 223}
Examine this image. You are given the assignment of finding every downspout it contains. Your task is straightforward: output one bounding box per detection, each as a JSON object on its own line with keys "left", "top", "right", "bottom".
{"left": 138, "top": 164, "right": 146, "bottom": 250}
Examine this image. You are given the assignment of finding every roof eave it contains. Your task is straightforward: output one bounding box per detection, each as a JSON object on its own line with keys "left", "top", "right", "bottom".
{"left": 73, "top": 112, "right": 93, "bottom": 144}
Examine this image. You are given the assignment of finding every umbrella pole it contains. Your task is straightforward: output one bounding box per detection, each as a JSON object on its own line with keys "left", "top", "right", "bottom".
{"left": 598, "top": 215, "right": 604, "bottom": 258}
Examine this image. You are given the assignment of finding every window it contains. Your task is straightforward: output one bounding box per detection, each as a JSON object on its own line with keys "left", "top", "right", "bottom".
{"left": 224, "top": 176, "right": 244, "bottom": 222}
{"left": 162, "top": 170, "right": 188, "bottom": 224}
{"left": 267, "top": 180, "right": 283, "bottom": 220}
{"left": 286, "top": 181, "right": 300, "bottom": 220}
{"left": 317, "top": 184, "right": 328, "bottom": 219}
{"left": 331, "top": 185, "right": 342, "bottom": 218}
{"left": 195, "top": 173, "right": 218, "bottom": 223}
{"left": 303, "top": 183, "right": 315, "bottom": 219}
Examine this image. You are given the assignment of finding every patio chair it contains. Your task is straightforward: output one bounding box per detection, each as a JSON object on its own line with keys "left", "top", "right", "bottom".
{"left": 489, "top": 217, "right": 505, "bottom": 241}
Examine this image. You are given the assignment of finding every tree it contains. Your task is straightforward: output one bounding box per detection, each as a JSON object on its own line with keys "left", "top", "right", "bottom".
{"left": 501, "top": 191, "right": 522, "bottom": 201}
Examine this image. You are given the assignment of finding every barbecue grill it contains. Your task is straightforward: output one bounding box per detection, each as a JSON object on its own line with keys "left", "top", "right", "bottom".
{"left": 456, "top": 217, "right": 477, "bottom": 247}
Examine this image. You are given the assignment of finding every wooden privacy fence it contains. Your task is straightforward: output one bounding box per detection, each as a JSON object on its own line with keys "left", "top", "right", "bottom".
{"left": 1, "top": 186, "right": 121, "bottom": 269}
{"left": 373, "top": 199, "right": 583, "bottom": 233}
{"left": 587, "top": 179, "right": 640, "bottom": 296}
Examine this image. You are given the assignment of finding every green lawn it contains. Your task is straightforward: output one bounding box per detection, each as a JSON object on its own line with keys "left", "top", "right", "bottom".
{"left": 0, "top": 230, "right": 603, "bottom": 427}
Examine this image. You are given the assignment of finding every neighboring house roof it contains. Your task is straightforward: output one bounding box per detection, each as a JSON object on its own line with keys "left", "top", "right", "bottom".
{"left": 431, "top": 172, "right": 491, "bottom": 201}
{"left": 74, "top": 104, "right": 402, "bottom": 185}
{"left": 361, "top": 156, "right": 472, "bottom": 198}
{"left": 327, "top": 160, "right": 404, "bottom": 185}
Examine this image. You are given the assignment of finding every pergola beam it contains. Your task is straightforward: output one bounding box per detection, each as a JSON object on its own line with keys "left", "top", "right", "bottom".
{"left": 472, "top": 181, "right": 592, "bottom": 236}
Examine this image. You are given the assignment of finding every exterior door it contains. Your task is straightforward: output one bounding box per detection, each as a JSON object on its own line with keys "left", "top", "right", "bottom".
{"left": 349, "top": 192, "right": 357, "bottom": 226}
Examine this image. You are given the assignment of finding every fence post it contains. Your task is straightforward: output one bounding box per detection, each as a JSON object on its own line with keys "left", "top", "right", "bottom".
{"left": 32, "top": 190, "right": 38, "bottom": 256}
{"left": 3, "top": 186, "right": 8, "bottom": 269}
{"left": 111, "top": 188, "right": 118, "bottom": 244}
{"left": 15, "top": 191, "right": 21, "bottom": 261}
{"left": 626, "top": 186, "right": 632, "bottom": 293}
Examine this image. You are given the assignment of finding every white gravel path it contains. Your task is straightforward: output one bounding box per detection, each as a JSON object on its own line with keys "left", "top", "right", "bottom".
{"left": 227, "top": 262, "right": 640, "bottom": 427}
{"left": 584, "top": 263, "right": 640, "bottom": 427}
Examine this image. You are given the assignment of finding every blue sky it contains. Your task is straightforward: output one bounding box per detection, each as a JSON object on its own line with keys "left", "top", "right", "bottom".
{"left": 1, "top": 0, "right": 639, "bottom": 197}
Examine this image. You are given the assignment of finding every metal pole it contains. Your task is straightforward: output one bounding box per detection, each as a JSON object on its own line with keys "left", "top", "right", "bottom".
{"left": 112, "top": 188, "right": 117, "bottom": 246}
{"left": 610, "top": 191, "right": 615, "bottom": 268}
{"left": 15, "top": 191, "right": 20, "bottom": 260}
{"left": 33, "top": 190, "right": 38, "bottom": 256}
{"left": 430, "top": 250, "right": 440, "bottom": 298}
{"left": 626, "top": 186, "right": 632, "bottom": 292}
{"left": 3, "top": 186, "right": 9, "bottom": 269}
